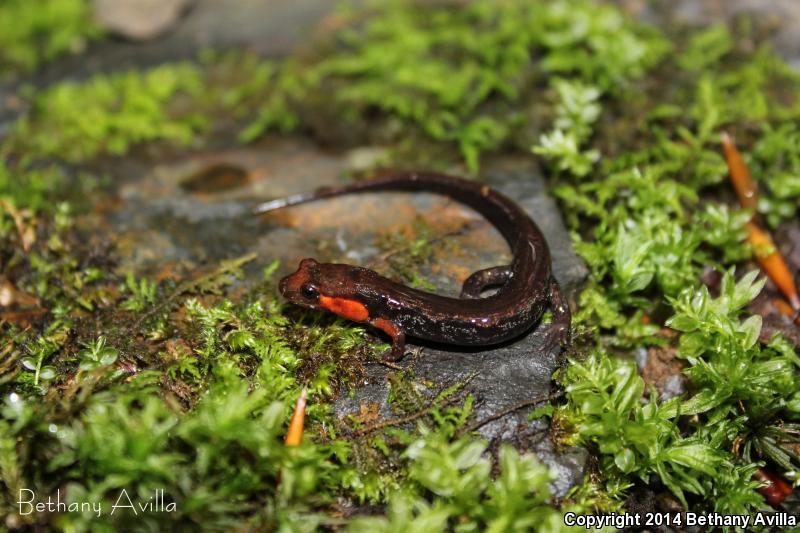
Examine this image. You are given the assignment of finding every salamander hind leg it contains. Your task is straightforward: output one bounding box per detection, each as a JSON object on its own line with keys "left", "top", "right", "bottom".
{"left": 543, "top": 277, "right": 571, "bottom": 352}
{"left": 371, "top": 318, "right": 407, "bottom": 362}
{"left": 460, "top": 266, "right": 512, "bottom": 299}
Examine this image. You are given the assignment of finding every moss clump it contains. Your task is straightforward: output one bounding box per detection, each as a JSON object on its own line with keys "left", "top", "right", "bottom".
{"left": 543, "top": 19, "right": 800, "bottom": 515}
{"left": 4, "top": 0, "right": 668, "bottom": 171}
{"left": 240, "top": 0, "right": 667, "bottom": 171}
{"left": 0, "top": 0, "right": 102, "bottom": 75}
{"left": 9, "top": 64, "right": 207, "bottom": 162}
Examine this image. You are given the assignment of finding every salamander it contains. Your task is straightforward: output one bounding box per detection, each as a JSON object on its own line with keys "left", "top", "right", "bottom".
{"left": 254, "top": 171, "right": 571, "bottom": 361}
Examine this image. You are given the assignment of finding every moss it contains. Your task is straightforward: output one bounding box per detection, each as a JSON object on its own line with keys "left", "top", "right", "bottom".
{"left": 0, "top": 0, "right": 102, "bottom": 75}
{"left": 544, "top": 20, "right": 800, "bottom": 516}
{"left": 239, "top": 0, "right": 667, "bottom": 172}
{"left": 372, "top": 217, "right": 447, "bottom": 291}
{"left": 8, "top": 64, "right": 207, "bottom": 162}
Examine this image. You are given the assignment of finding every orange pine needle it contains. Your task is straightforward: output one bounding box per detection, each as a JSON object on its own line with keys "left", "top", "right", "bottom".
{"left": 722, "top": 132, "right": 759, "bottom": 211}
{"left": 746, "top": 222, "right": 800, "bottom": 311}
{"left": 285, "top": 389, "right": 307, "bottom": 447}
{"left": 722, "top": 134, "right": 800, "bottom": 312}
{"left": 774, "top": 298, "right": 796, "bottom": 318}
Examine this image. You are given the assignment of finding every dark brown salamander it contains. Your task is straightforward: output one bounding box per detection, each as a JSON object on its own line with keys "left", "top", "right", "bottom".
{"left": 254, "top": 171, "right": 571, "bottom": 361}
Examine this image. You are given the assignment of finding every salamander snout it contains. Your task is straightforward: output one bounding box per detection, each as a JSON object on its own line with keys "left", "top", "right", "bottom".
{"left": 279, "top": 258, "right": 322, "bottom": 306}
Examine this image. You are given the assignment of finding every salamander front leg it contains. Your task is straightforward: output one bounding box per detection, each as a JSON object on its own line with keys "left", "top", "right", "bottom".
{"left": 371, "top": 318, "right": 407, "bottom": 362}
{"left": 543, "top": 277, "right": 571, "bottom": 352}
{"left": 460, "top": 266, "right": 512, "bottom": 299}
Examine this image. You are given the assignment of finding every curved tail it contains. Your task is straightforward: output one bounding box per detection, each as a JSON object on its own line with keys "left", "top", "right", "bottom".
{"left": 252, "top": 171, "right": 537, "bottom": 251}
{"left": 253, "top": 193, "right": 319, "bottom": 214}
{"left": 253, "top": 172, "right": 447, "bottom": 214}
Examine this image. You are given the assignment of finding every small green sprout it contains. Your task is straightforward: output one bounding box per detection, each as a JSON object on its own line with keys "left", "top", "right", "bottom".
{"left": 77, "top": 336, "right": 119, "bottom": 372}
{"left": 121, "top": 272, "right": 158, "bottom": 312}
{"left": 20, "top": 351, "right": 56, "bottom": 387}
{"left": 533, "top": 129, "right": 599, "bottom": 177}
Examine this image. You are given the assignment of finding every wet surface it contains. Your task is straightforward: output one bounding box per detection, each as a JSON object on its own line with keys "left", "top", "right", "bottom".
{"left": 98, "top": 138, "right": 586, "bottom": 290}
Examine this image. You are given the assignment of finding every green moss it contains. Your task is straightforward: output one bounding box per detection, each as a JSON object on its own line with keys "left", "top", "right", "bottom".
{"left": 350, "top": 439, "right": 564, "bottom": 532}
{"left": 0, "top": 0, "right": 102, "bottom": 75}
{"left": 541, "top": 18, "right": 800, "bottom": 517}
{"left": 240, "top": 0, "right": 667, "bottom": 172}
{"left": 373, "top": 217, "right": 445, "bottom": 291}
{"left": 556, "top": 273, "right": 792, "bottom": 513}
{"left": 750, "top": 123, "right": 800, "bottom": 228}
{"left": 9, "top": 64, "right": 207, "bottom": 162}
{"left": 0, "top": 204, "right": 379, "bottom": 527}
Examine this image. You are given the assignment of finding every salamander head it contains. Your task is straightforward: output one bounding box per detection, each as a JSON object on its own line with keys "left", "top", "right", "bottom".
{"left": 279, "top": 258, "right": 371, "bottom": 322}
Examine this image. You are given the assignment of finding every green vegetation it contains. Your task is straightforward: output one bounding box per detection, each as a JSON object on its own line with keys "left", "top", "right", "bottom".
{"left": 241, "top": 0, "right": 667, "bottom": 172}
{"left": 540, "top": 18, "right": 800, "bottom": 519}
{"left": 751, "top": 123, "right": 800, "bottom": 228}
{"left": 5, "top": 0, "right": 667, "bottom": 170}
{"left": 558, "top": 271, "right": 796, "bottom": 513}
{"left": 0, "top": 0, "right": 102, "bottom": 75}
{"left": 2, "top": 0, "right": 800, "bottom": 530}
{"left": 0, "top": 184, "right": 382, "bottom": 528}
{"left": 9, "top": 64, "right": 207, "bottom": 162}
{"left": 351, "top": 439, "right": 564, "bottom": 532}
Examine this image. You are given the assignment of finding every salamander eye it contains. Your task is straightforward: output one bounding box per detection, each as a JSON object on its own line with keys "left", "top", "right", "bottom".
{"left": 300, "top": 284, "right": 319, "bottom": 300}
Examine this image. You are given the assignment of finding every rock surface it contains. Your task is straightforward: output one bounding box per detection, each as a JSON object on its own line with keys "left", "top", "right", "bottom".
{"left": 94, "top": 0, "right": 193, "bottom": 41}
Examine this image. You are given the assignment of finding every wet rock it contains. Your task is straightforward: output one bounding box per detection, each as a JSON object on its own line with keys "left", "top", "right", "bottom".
{"left": 546, "top": 446, "right": 589, "bottom": 498}
{"left": 326, "top": 158, "right": 586, "bottom": 491}
{"left": 94, "top": 0, "right": 193, "bottom": 41}
{"left": 100, "top": 138, "right": 353, "bottom": 273}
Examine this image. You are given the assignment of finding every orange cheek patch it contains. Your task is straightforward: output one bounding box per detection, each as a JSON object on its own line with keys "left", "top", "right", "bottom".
{"left": 319, "top": 295, "right": 370, "bottom": 322}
